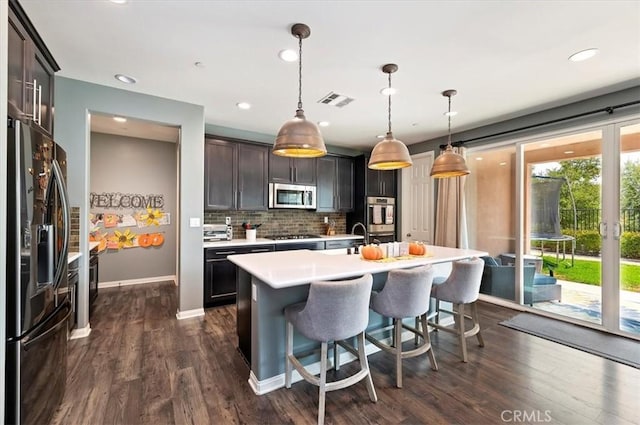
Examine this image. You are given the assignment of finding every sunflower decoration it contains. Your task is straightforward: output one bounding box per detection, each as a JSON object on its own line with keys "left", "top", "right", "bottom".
{"left": 140, "top": 208, "right": 164, "bottom": 226}
{"left": 110, "top": 229, "right": 136, "bottom": 249}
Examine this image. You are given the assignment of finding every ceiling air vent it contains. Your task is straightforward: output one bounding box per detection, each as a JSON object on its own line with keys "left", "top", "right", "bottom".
{"left": 317, "top": 92, "right": 355, "bottom": 108}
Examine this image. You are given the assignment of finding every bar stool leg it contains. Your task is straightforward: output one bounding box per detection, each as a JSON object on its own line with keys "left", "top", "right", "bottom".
{"left": 394, "top": 318, "right": 403, "bottom": 388}
{"left": 357, "top": 332, "right": 378, "bottom": 402}
{"left": 420, "top": 313, "right": 438, "bottom": 371}
{"left": 457, "top": 303, "right": 468, "bottom": 362}
{"left": 414, "top": 317, "right": 420, "bottom": 345}
{"left": 471, "top": 302, "right": 485, "bottom": 347}
{"left": 286, "top": 321, "right": 293, "bottom": 388}
{"left": 318, "top": 342, "right": 328, "bottom": 425}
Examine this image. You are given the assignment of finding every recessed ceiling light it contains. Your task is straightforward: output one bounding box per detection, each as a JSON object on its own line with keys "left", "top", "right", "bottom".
{"left": 113, "top": 116, "right": 127, "bottom": 123}
{"left": 278, "top": 49, "right": 298, "bottom": 62}
{"left": 318, "top": 121, "right": 330, "bottom": 127}
{"left": 379, "top": 87, "right": 397, "bottom": 96}
{"left": 564, "top": 150, "right": 574, "bottom": 154}
{"left": 569, "top": 48, "right": 599, "bottom": 62}
{"left": 110, "top": 0, "right": 128, "bottom": 4}
{"left": 236, "top": 102, "right": 251, "bottom": 110}
{"left": 499, "top": 161, "right": 507, "bottom": 166}
{"left": 376, "top": 134, "right": 385, "bottom": 139}
{"left": 444, "top": 111, "right": 458, "bottom": 117}
{"left": 115, "top": 74, "right": 136, "bottom": 84}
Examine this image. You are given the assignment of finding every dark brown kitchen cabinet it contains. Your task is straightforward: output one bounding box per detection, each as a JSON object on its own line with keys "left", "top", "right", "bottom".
{"left": 204, "top": 244, "right": 275, "bottom": 307}
{"left": 269, "top": 155, "right": 316, "bottom": 185}
{"left": 204, "top": 138, "right": 268, "bottom": 211}
{"left": 316, "top": 156, "right": 354, "bottom": 212}
{"left": 367, "top": 167, "right": 396, "bottom": 197}
{"left": 8, "top": 2, "right": 59, "bottom": 136}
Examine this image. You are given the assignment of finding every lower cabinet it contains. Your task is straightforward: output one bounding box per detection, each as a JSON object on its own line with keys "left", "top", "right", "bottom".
{"left": 89, "top": 248, "right": 99, "bottom": 317}
{"left": 204, "top": 244, "right": 275, "bottom": 308}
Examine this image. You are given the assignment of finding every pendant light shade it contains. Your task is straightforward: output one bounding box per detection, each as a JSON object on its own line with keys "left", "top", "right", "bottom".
{"left": 368, "top": 64, "right": 412, "bottom": 170}
{"left": 430, "top": 89, "right": 469, "bottom": 178}
{"left": 273, "top": 23, "right": 327, "bottom": 158}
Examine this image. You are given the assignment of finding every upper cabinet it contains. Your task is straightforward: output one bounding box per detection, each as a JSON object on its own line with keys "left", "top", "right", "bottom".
{"left": 269, "top": 155, "right": 316, "bottom": 185}
{"left": 316, "top": 156, "right": 354, "bottom": 212}
{"left": 367, "top": 167, "right": 396, "bottom": 198}
{"left": 205, "top": 138, "right": 269, "bottom": 211}
{"left": 8, "top": 2, "right": 60, "bottom": 136}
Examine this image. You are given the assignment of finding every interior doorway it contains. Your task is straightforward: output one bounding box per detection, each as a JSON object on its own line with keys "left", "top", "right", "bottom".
{"left": 88, "top": 113, "right": 180, "bottom": 290}
{"left": 401, "top": 152, "right": 435, "bottom": 244}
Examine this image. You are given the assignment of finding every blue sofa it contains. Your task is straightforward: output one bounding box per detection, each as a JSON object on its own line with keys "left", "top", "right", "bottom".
{"left": 480, "top": 256, "right": 561, "bottom": 304}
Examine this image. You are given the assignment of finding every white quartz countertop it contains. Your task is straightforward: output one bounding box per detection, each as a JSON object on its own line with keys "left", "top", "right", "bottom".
{"left": 203, "top": 234, "right": 363, "bottom": 249}
{"left": 68, "top": 252, "right": 82, "bottom": 264}
{"left": 228, "top": 246, "right": 488, "bottom": 289}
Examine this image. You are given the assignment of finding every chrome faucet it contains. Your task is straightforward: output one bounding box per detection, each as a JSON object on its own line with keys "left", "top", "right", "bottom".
{"left": 351, "top": 222, "right": 369, "bottom": 245}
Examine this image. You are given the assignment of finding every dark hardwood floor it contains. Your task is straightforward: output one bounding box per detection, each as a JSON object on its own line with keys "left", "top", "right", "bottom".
{"left": 52, "top": 281, "right": 639, "bottom": 425}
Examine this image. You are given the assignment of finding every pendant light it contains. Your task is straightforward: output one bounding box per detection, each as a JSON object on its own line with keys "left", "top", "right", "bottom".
{"left": 368, "top": 64, "right": 412, "bottom": 170}
{"left": 273, "top": 23, "right": 327, "bottom": 158}
{"left": 430, "top": 89, "right": 470, "bottom": 178}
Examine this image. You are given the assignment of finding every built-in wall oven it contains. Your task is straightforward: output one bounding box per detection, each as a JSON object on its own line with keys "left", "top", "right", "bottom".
{"left": 367, "top": 196, "right": 395, "bottom": 242}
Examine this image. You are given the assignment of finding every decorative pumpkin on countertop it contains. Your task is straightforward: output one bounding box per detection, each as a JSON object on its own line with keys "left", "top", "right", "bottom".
{"left": 361, "top": 244, "right": 384, "bottom": 260}
{"left": 409, "top": 242, "right": 427, "bottom": 256}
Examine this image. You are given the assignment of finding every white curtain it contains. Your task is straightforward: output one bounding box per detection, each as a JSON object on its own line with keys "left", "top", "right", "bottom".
{"left": 434, "top": 146, "right": 469, "bottom": 248}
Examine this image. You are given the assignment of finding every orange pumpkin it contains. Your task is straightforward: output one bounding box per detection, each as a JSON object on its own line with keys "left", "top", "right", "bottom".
{"left": 151, "top": 233, "right": 164, "bottom": 246}
{"left": 138, "top": 233, "right": 152, "bottom": 248}
{"left": 362, "top": 244, "right": 383, "bottom": 260}
{"left": 409, "top": 242, "right": 426, "bottom": 256}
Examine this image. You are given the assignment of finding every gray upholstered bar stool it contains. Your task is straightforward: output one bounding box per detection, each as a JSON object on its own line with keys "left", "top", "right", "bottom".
{"left": 284, "top": 274, "right": 377, "bottom": 425}
{"left": 428, "top": 257, "right": 485, "bottom": 362}
{"left": 364, "top": 265, "right": 438, "bottom": 388}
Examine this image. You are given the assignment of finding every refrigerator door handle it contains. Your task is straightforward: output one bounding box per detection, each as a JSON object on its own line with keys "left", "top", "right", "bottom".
{"left": 50, "top": 159, "right": 70, "bottom": 290}
{"left": 22, "top": 300, "right": 71, "bottom": 351}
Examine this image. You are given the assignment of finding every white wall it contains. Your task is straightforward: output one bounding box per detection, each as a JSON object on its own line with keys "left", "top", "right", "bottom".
{"left": 54, "top": 77, "right": 205, "bottom": 329}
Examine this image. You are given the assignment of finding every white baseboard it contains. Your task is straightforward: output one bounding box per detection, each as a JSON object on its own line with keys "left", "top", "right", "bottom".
{"left": 176, "top": 308, "right": 205, "bottom": 320}
{"left": 70, "top": 324, "right": 91, "bottom": 340}
{"left": 99, "top": 275, "right": 176, "bottom": 289}
{"left": 248, "top": 328, "right": 436, "bottom": 395}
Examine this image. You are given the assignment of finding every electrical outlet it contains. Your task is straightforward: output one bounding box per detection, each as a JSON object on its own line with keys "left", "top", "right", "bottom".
{"left": 225, "top": 216, "right": 231, "bottom": 225}
{"left": 324, "top": 216, "right": 328, "bottom": 224}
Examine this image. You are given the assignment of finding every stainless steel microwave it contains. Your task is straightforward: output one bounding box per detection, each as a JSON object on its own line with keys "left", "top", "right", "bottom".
{"left": 268, "top": 183, "right": 317, "bottom": 209}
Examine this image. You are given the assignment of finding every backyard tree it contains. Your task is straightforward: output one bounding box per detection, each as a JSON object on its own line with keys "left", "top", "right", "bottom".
{"left": 545, "top": 158, "right": 601, "bottom": 211}
{"left": 621, "top": 160, "right": 640, "bottom": 210}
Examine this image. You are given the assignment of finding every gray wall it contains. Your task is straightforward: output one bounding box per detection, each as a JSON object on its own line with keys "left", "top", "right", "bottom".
{"left": 1, "top": 2, "right": 8, "bottom": 421}
{"left": 409, "top": 85, "right": 640, "bottom": 156}
{"left": 55, "top": 76, "right": 204, "bottom": 329}
{"left": 90, "top": 132, "right": 177, "bottom": 282}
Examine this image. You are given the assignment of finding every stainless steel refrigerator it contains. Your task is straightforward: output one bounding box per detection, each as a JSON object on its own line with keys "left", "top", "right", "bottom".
{"left": 5, "top": 117, "right": 71, "bottom": 425}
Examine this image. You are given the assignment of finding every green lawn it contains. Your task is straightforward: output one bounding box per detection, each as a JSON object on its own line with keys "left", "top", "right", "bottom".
{"left": 542, "top": 256, "right": 640, "bottom": 292}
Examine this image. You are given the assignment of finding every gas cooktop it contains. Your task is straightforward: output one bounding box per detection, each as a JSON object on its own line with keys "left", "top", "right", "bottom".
{"left": 266, "top": 234, "right": 321, "bottom": 240}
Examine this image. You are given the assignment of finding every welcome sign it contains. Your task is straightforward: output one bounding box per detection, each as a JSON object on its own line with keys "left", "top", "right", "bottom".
{"left": 90, "top": 192, "right": 164, "bottom": 209}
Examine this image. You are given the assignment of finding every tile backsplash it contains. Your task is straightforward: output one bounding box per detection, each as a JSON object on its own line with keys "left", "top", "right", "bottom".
{"left": 204, "top": 210, "right": 347, "bottom": 238}
{"left": 70, "top": 206, "right": 80, "bottom": 252}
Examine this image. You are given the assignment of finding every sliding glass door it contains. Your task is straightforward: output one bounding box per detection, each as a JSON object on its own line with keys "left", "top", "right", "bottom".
{"left": 467, "top": 117, "right": 640, "bottom": 336}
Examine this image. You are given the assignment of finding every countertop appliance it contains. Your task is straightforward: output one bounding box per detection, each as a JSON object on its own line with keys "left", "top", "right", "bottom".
{"left": 6, "top": 117, "right": 71, "bottom": 425}
{"left": 203, "top": 224, "right": 232, "bottom": 241}
{"left": 269, "top": 183, "right": 316, "bottom": 209}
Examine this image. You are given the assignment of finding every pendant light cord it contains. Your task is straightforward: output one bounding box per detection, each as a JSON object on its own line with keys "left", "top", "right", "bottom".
{"left": 447, "top": 95, "right": 452, "bottom": 147}
{"left": 387, "top": 72, "right": 392, "bottom": 133}
{"left": 297, "top": 35, "right": 303, "bottom": 110}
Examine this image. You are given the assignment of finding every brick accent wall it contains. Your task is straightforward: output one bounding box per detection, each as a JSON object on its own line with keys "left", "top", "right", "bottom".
{"left": 203, "top": 210, "right": 347, "bottom": 238}
{"left": 70, "top": 206, "right": 80, "bottom": 252}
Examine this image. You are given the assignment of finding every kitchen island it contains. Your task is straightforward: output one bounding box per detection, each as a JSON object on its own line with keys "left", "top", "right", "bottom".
{"left": 228, "top": 245, "right": 487, "bottom": 395}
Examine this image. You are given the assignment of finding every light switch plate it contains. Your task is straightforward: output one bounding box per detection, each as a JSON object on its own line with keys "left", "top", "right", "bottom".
{"left": 251, "top": 283, "right": 257, "bottom": 301}
{"left": 189, "top": 217, "right": 200, "bottom": 227}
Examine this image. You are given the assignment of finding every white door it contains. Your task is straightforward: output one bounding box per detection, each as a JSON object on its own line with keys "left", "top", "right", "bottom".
{"left": 401, "top": 152, "right": 434, "bottom": 243}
